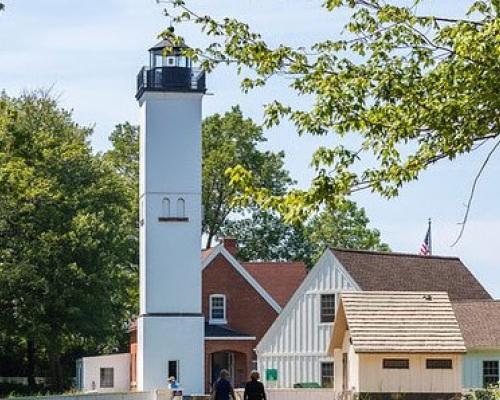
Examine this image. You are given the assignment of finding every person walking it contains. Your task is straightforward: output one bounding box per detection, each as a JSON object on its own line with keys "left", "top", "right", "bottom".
{"left": 243, "top": 371, "right": 266, "bottom": 400}
{"left": 211, "top": 369, "right": 238, "bottom": 400}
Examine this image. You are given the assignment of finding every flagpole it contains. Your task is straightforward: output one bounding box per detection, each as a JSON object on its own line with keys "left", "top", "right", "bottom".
{"left": 428, "top": 218, "right": 432, "bottom": 255}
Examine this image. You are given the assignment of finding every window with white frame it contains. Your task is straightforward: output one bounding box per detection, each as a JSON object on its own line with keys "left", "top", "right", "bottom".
{"left": 320, "top": 294, "right": 336, "bottom": 323}
{"left": 100, "top": 368, "right": 114, "bottom": 388}
{"left": 209, "top": 294, "right": 226, "bottom": 324}
{"left": 483, "top": 361, "right": 499, "bottom": 388}
{"left": 321, "top": 362, "right": 334, "bottom": 388}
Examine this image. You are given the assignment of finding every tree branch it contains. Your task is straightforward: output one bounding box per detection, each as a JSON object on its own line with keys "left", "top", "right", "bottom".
{"left": 451, "top": 137, "right": 500, "bottom": 247}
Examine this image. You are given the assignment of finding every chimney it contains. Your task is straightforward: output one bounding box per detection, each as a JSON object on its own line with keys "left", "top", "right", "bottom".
{"left": 222, "top": 237, "right": 238, "bottom": 257}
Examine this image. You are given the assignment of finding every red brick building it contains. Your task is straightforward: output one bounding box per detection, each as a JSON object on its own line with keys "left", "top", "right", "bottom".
{"left": 130, "top": 238, "right": 306, "bottom": 392}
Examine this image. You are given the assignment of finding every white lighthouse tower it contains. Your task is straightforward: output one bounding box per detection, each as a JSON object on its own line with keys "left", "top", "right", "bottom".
{"left": 135, "top": 37, "right": 206, "bottom": 393}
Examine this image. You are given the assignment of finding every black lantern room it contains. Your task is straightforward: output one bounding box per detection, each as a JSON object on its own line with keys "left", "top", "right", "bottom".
{"left": 136, "top": 37, "right": 206, "bottom": 99}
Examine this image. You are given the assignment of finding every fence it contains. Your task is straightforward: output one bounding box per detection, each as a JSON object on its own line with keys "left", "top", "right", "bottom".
{"left": 8, "top": 392, "right": 154, "bottom": 400}
{"left": 7, "top": 388, "right": 334, "bottom": 400}
{"left": 0, "top": 377, "right": 46, "bottom": 385}
{"left": 235, "top": 388, "right": 335, "bottom": 400}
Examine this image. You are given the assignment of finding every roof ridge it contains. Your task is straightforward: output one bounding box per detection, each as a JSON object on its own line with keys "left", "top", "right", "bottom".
{"left": 242, "top": 261, "right": 305, "bottom": 264}
{"left": 344, "top": 290, "right": 449, "bottom": 294}
{"left": 330, "top": 247, "right": 461, "bottom": 261}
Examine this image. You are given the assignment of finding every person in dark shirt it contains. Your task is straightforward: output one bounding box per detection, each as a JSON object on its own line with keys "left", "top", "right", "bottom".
{"left": 212, "top": 369, "right": 237, "bottom": 400}
{"left": 243, "top": 371, "right": 266, "bottom": 400}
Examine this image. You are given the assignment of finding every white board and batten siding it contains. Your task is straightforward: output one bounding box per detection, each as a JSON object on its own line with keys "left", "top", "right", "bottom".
{"left": 256, "top": 250, "right": 360, "bottom": 388}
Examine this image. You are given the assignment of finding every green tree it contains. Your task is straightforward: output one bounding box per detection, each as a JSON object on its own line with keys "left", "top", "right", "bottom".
{"left": 104, "top": 122, "right": 140, "bottom": 313}
{"left": 221, "top": 209, "right": 313, "bottom": 264}
{"left": 165, "top": 0, "right": 500, "bottom": 231}
{"left": 105, "top": 122, "right": 139, "bottom": 184}
{"left": 0, "top": 92, "right": 133, "bottom": 391}
{"left": 202, "top": 106, "right": 293, "bottom": 247}
{"left": 222, "top": 201, "right": 389, "bottom": 267}
{"left": 306, "top": 202, "right": 390, "bottom": 259}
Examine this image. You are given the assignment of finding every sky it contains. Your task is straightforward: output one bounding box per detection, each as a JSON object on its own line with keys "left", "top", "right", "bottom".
{"left": 0, "top": 0, "right": 499, "bottom": 297}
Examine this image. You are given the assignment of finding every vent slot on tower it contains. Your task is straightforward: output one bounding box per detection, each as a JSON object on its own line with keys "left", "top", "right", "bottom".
{"left": 158, "top": 196, "right": 189, "bottom": 222}
{"left": 177, "top": 198, "right": 185, "bottom": 218}
{"left": 162, "top": 197, "right": 171, "bottom": 217}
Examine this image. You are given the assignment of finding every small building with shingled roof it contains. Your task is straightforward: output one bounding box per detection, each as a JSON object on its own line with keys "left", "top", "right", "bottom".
{"left": 328, "top": 291, "right": 466, "bottom": 400}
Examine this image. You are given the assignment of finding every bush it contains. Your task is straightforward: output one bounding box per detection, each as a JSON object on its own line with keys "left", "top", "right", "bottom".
{"left": 464, "top": 386, "right": 500, "bottom": 400}
{"left": 0, "top": 383, "right": 49, "bottom": 399}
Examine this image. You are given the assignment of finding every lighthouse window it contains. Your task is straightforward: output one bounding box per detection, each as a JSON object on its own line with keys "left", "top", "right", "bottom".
{"left": 154, "top": 54, "right": 163, "bottom": 68}
{"left": 162, "top": 198, "right": 171, "bottom": 218}
{"left": 168, "top": 360, "right": 179, "bottom": 382}
{"left": 177, "top": 198, "right": 186, "bottom": 217}
{"left": 166, "top": 56, "right": 176, "bottom": 67}
{"left": 209, "top": 294, "right": 226, "bottom": 324}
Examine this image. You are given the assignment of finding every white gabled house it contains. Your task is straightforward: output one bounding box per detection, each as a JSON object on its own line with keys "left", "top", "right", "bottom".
{"left": 256, "top": 250, "right": 360, "bottom": 388}
{"left": 256, "top": 248, "right": 491, "bottom": 389}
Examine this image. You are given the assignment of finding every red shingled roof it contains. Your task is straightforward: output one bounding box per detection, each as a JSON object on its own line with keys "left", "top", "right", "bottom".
{"left": 241, "top": 262, "right": 307, "bottom": 307}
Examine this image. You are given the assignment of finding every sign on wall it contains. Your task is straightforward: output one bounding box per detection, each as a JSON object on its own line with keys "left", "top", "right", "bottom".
{"left": 265, "top": 369, "right": 278, "bottom": 382}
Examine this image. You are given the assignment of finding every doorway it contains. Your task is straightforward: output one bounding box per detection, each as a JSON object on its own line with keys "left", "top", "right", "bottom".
{"left": 211, "top": 352, "right": 235, "bottom": 386}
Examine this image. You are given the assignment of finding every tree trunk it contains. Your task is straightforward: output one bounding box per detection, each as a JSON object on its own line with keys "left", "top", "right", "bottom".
{"left": 205, "top": 233, "right": 214, "bottom": 249}
{"left": 48, "top": 345, "right": 64, "bottom": 392}
{"left": 26, "top": 338, "right": 36, "bottom": 390}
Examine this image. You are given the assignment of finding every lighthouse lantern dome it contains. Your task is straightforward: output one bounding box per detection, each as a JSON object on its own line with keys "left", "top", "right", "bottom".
{"left": 136, "top": 37, "right": 206, "bottom": 99}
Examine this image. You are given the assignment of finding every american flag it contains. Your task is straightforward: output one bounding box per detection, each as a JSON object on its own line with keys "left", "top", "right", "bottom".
{"left": 420, "top": 220, "right": 432, "bottom": 256}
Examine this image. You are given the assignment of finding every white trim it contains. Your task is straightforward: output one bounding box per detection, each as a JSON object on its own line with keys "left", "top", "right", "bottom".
{"left": 209, "top": 294, "right": 227, "bottom": 324}
{"left": 256, "top": 249, "right": 361, "bottom": 353}
{"left": 202, "top": 245, "right": 282, "bottom": 313}
{"left": 205, "top": 336, "right": 257, "bottom": 341}
{"left": 208, "top": 319, "right": 228, "bottom": 325}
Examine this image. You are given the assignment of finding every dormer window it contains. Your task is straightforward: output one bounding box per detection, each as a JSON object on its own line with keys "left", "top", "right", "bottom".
{"left": 209, "top": 294, "right": 226, "bottom": 325}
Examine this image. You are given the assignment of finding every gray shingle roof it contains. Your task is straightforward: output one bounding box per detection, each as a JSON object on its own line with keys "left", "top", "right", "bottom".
{"left": 452, "top": 300, "right": 500, "bottom": 349}
{"left": 332, "top": 248, "right": 491, "bottom": 301}
{"left": 204, "top": 323, "right": 254, "bottom": 339}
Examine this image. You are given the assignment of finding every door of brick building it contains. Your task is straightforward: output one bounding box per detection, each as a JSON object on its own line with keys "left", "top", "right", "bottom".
{"left": 211, "top": 352, "right": 235, "bottom": 386}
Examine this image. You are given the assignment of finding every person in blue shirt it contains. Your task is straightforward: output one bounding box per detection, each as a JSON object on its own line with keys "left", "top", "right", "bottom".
{"left": 168, "top": 376, "right": 179, "bottom": 389}
{"left": 211, "top": 369, "right": 237, "bottom": 400}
